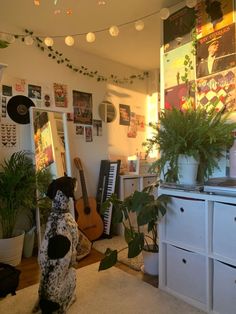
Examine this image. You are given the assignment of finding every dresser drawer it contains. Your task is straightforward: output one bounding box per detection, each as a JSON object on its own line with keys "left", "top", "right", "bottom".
{"left": 213, "top": 202, "right": 236, "bottom": 260}
{"left": 166, "top": 244, "right": 206, "bottom": 304}
{"left": 213, "top": 260, "right": 236, "bottom": 314}
{"left": 123, "top": 178, "right": 140, "bottom": 198}
{"left": 166, "top": 197, "right": 205, "bottom": 249}
{"left": 143, "top": 176, "right": 157, "bottom": 188}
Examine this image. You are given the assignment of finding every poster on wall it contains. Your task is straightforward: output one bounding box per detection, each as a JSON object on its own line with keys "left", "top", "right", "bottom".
{"left": 76, "top": 125, "right": 84, "bottom": 136}
{"left": 53, "top": 83, "right": 68, "bottom": 108}
{"left": 164, "top": 6, "right": 196, "bottom": 53}
{"left": 1, "top": 96, "right": 7, "bottom": 118}
{"left": 119, "top": 104, "right": 130, "bottom": 126}
{"left": 33, "top": 111, "right": 54, "bottom": 170}
{"left": 196, "top": 68, "right": 236, "bottom": 112}
{"left": 165, "top": 81, "right": 195, "bottom": 110}
{"left": 2, "top": 85, "right": 12, "bottom": 97}
{"left": 14, "top": 78, "right": 26, "bottom": 93}
{"left": 196, "top": 0, "right": 234, "bottom": 39}
{"left": 196, "top": 23, "right": 236, "bottom": 79}
{"left": 73, "top": 90, "right": 93, "bottom": 125}
{"left": 136, "top": 114, "right": 146, "bottom": 132}
{"left": 127, "top": 112, "right": 137, "bottom": 138}
{"left": 164, "top": 42, "right": 194, "bottom": 89}
{"left": 1, "top": 123, "right": 18, "bottom": 148}
{"left": 85, "top": 126, "right": 93, "bottom": 142}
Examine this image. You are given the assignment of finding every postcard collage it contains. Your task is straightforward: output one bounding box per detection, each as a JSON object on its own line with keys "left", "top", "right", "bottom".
{"left": 163, "top": 0, "right": 236, "bottom": 112}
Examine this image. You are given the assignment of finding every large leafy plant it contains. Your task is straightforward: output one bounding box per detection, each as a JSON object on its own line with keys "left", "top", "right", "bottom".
{"left": 144, "top": 104, "right": 236, "bottom": 183}
{"left": 99, "top": 184, "right": 169, "bottom": 271}
{"left": 0, "top": 151, "right": 51, "bottom": 238}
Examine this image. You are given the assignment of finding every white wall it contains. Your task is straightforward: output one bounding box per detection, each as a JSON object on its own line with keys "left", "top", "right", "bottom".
{"left": 0, "top": 40, "right": 153, "bottom": 197}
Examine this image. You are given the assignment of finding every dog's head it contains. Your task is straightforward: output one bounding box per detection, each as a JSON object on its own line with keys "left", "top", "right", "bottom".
{"left": 46, "top": 175, "right": 77, "bottom": 200}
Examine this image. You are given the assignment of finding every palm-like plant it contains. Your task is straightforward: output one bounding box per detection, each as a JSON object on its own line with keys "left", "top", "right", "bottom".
{"left": 0, "top": 151, "right": 51, "bottom": 239}
{"left": 144, "top": 103, "right": 236, "bottom": 183}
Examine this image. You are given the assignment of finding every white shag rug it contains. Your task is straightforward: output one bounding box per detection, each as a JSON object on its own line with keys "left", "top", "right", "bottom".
{"left": 0, "top": 262, "right": 204, "bottom": 314}
{"left": 93, "top": 235, "right": 143, "bottom": 271}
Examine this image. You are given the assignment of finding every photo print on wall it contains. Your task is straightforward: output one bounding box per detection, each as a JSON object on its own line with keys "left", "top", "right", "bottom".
{"left": 93, "top": 119, "right": 102, "bottom": 136}
{"left": 28, "top": 84, "right": 42, "bottom": 99}
{"left": 73, "top": 90, "right": 93, "bottom": 125}
{"left": 2, "top": 85, "right": 12, "bottom": 97}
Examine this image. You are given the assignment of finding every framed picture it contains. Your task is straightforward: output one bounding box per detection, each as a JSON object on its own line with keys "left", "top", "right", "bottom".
{"left": 127, "top": 156, "right": 139, "bottom": 175}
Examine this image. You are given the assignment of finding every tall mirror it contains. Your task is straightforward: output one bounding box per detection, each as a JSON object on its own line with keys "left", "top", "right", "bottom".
{"left": 29, "top": 108, "right": 72, "bottom": 246}
{"left": 98, "top": 100, "right": 116, "bottom": 123}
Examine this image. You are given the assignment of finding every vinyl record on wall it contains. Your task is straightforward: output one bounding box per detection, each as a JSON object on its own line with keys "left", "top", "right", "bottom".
{"left": 7, "top": 95, "right": 35, "bottom": 124}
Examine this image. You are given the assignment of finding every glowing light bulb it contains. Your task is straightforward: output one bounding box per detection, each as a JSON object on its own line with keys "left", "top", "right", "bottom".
{"left": 134, "top": 20, "right": 144, "bottom": 31}
{"left": 65, "top": 36, "right": 74, "bottom": 46}
{"left": 25, "top": 35, "right": 34, "bottom": 45}
{"left": 44, "top": 37, "right": 54, "bottom": 47}
{"left": 109, "top": 25, "right": 119, "bottom": 37}
{"left": 86, "top": 32, "right": 96, "bottom": 43}
{"left": 160, "top": 8, "right": 170, "bottom": 20}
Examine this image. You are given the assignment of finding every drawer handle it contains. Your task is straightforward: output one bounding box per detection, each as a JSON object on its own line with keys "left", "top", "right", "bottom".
{"left": 182, "top": 258, "right": 187, "bottom": 264}
{"left": 132, "top": 183, "right": 134, "bottom": 186}
{"left": 234, "top": 217, "right": 236, "bottom": 222}
{"left": 180, "top": 207, "right": 184, "bottom": 213}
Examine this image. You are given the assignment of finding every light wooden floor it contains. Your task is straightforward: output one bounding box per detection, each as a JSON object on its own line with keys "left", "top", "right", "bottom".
{"left": 15, "top": 248, "right": 158, "bottom": 291}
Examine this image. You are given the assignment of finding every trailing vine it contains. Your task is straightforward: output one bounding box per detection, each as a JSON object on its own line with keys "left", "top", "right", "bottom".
{"left": 1, "top": 29, "right": 149, "bottom": 85}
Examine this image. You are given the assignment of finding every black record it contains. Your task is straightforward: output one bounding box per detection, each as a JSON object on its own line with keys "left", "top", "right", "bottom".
{"left": 7, "top": 95, "right": 35, "bottom": 124}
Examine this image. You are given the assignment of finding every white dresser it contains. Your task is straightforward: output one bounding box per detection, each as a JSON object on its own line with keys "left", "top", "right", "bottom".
{"left": 116, "top": 174, "right": 158, "bottom": 235}
{"left": 158, "top": 187, "right": 236, "bottom": 314}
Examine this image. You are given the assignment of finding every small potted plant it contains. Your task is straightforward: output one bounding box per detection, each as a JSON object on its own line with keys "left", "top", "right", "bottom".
{"left": 0, "top": 150, "right": 51, "bottom": 264}
{"left": 144, "top": 102, "right": 236, "bottom": 185}
{"left": 98, "top": 183, "right": 169, "bottom": 275}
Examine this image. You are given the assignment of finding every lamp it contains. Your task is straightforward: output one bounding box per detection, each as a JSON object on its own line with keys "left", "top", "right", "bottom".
{"left": 65, "top": 36, "right": 74, "bottom": 46}
{"left": 135, "top": 20, "right": 144, "bottom": 31}
{"left": 160, "top": 8, "right": 170, "bottom": 20}
{"left": 109, "top": 25, "right": 119, "bottom": 37}
{"left": 86, "top": 32, "right": 96, "bottom": 43}
{"left": 44, "top": 37, "right": 54, "bottom": 47}
{"left": 186, "top": 0, "right": 197, "bottom": 8}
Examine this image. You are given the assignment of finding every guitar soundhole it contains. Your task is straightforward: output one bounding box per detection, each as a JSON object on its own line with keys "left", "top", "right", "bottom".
{"left": 85, "top": 206, "right": 91, "bottom": 215}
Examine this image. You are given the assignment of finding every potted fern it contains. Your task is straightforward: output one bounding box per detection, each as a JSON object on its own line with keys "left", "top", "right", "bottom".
{"left": 144, "top": 102, "right": 236, "bottom": 185}
{"left": 98, "top": 184, "right": 169, "bottom": 275}
{"left": 0, "top": 150, "right": 51, "bottom": 265}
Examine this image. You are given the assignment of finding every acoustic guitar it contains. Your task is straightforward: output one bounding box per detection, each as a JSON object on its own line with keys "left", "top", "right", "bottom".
{"left": 74, "top": 157, "right": 104, "bottom": 241}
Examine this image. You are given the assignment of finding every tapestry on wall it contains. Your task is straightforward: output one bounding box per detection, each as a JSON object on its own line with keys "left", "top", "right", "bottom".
{"left": 196, "top": 23, "right": 236, "bottom": 79}
{"left": 196, "top": 0, "right": 234, "bottom": 38}
{"left": 196, "top": 68, "right": 236, "bottom": 112}
{"left": 73, "top": 90, "right": 93, "bottom": 125}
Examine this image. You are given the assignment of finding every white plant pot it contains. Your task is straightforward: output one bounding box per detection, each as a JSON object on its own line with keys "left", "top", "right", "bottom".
{"left": 178, "top": 154, "right": 199, "bottom": 185}
{"left": 23, "top": 226, "right": 36, "bottom": 258}
{"left": 0, "top": 232, "right": 25, "bottom": 266}
{"left": 142, "top": 249, "right": 159, "bottom": 276}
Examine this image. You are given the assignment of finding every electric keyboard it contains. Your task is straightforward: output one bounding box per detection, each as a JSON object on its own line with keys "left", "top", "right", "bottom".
{"left": 96, "top": 160, "right": 120, "bottom": 236}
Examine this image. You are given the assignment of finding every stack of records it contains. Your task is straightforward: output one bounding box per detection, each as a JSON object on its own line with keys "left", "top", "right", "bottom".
{"left": 204, "top": 177, "right": 236, "bottom": 196}
{"left": 160, "top": 182, "right": 204, "bottom": 192}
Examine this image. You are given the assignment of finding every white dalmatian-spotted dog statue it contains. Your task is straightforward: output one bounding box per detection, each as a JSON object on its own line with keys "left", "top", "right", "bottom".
{"left": 34, "top": 176, "right": 79, "bottom": 314}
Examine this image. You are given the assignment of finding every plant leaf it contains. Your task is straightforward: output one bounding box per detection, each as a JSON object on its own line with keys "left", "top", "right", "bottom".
{"left": 98, "top": 248, "right": 118, "bottom": 270}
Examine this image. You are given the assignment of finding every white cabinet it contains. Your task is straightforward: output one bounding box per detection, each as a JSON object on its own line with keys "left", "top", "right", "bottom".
{"left": 158, "top": 187, "right": 236, "bottom": 313}
{"left": 117, "top": 174, "right": 158, "bottom": 235}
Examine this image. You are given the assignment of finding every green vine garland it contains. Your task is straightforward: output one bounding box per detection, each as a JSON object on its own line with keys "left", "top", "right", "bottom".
{"left": 1, "top": 29, "right": 149, "bottom": 85}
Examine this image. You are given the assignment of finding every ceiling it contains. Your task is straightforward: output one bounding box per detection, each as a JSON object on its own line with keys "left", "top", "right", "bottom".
{"left": 0, "top": 0, "right": 182, "bottom": 71}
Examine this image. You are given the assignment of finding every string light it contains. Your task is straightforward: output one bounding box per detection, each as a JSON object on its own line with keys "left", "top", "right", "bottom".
{"left": 160, "top": 8, "right": 170, "bottom": 20}
{"left": 109, "top": 25, "right": 119, "bottom": 37}
{"left": 44, "top": 37, "right": 54, "bottom": 46}
{"left": 65, "top": 35, "right": 74, "bottom": 46}
{"left": 24, "top": 35, "right": 34, "bottom": 45}
{"left": 86, "top": 32, "right": 96, "bottom": 43}
{"left": 186, "top": 0, "right": 197, "bottom": 8}
{"left": 134, "top": 20, "right": 144, "bottom": 31}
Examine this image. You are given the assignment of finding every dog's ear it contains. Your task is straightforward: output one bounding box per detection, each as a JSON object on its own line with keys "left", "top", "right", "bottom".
{"left": 46, "top": 179, "right": 56, "bottom": 200}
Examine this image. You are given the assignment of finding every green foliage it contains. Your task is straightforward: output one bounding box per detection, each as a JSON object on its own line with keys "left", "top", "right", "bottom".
{"left": 0, "top": 151, "right": 52, "bottom": 238}
{"left": 99, "top": 185, "right": 170, "bottom": 270}
{"left": 144, "top": 104, "right": 236, "bottom": 183}
{"left": 0, "top": 40, "right": 9, "bottom": 48}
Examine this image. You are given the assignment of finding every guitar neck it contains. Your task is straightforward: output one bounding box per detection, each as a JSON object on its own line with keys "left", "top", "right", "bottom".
{"left": 79, "top": 170, "right": 89, "bottom": 206}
